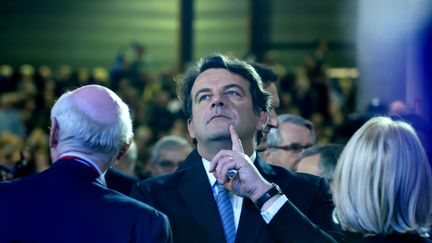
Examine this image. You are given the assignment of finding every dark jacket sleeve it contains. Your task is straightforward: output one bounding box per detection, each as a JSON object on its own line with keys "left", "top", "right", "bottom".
{"left": 133, "top": 204, "right": 173, "bottom": 243}
{"left": 267, "top": 175, "right": 345, "bottom": 243}
{"left": 131, "top": 182, "right": 173, "bottom": 243}
{"left": 267, "top": 197, "right": 343, "bottom": 243}
{"left": 130, "top": 182, "right": 150, "bottom": 203}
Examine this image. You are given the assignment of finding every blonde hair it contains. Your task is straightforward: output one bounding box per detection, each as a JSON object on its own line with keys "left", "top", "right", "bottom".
{"left": 333, "top": 116, "right": 432, "bottom": 236}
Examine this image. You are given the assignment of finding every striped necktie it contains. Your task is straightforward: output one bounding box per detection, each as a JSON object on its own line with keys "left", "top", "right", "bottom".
{"left": 216, "top": 183, "right": 236, "bottom": 243}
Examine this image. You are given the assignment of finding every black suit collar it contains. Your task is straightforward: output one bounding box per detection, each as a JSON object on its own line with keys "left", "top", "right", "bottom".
{"left": 51, "top": 158, "right": 103, "bottom": 184}
{"left": 178, "top": 149, "right": 272, "bottom": 242}
{"left": 177, "top": 149, "right": 227, "bottom": 243}
{"left": 254, "top": 153, "right": 278, "bottom": 177}
{"left": 236, "top": 154, "right": 275, "bottom": 241}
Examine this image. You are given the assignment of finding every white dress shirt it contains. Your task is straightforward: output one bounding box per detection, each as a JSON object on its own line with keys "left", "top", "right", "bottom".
{"left": 59, "top": 152, "right": 106, "bottom": 185}
{"left": 202, "top": 152, "right": 288, "bottom": 226}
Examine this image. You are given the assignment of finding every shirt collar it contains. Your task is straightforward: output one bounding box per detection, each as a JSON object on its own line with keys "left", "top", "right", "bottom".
{"left": 202, "top": 151, "right": 257, "bottom": 187}
{"left": 59, "top": 152, "right": 103, "bottom": 175}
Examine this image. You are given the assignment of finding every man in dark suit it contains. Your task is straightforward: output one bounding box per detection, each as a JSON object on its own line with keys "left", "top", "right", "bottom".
{"left": 105, "top": 166, "right": 140, "bottom": 195}
{"left": 0, "top": 85, "right": 172, "bottom": 243}
{"left": 106, "top": 141, "right": 141, "bottom": 195}
{"left": 150, "top": 135, "right": 193, "bottom": 177}
{"left": 131, "top": 54, "right": 343, "bottom": 242}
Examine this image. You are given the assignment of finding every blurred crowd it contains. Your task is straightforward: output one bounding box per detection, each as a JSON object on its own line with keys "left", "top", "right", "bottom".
{"left": 1, "top": 40, "right": 425, "bottom": 181}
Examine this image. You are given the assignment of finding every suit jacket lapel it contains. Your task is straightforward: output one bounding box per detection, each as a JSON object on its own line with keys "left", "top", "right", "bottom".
{"left": 177, "top": 150, "right": 227, "bottom": 243}
{"left": 235, "top": 155, "right": 276, "bottom": 242}
{"left": 236, "top": 198, "right": 267, "bottom": 242}
{"left": 254, "top": 155, "right": 278, "bottom": 179}
{"left": 52, "top": 159, "right": 101, "bottom": 181}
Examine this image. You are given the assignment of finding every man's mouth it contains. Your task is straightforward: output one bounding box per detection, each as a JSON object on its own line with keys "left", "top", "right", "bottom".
{"left": 207, "top": 115, "right": 230, "bottom": 124}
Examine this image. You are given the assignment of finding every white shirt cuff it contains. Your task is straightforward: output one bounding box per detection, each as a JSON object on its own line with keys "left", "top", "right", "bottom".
{"left": 260, "top": 194, "right": 288, "bottom": 224}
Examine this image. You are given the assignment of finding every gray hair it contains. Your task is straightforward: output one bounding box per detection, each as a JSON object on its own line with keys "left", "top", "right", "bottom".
{"left": 333, "top": 116, "right": 432, "bottom": 236}
{"left": 121, "top": 140, "right": 138, "bottom": 166}
{"left": 300, "top": 144, "right": 344, "bottom": 181}
{"left": 51, "top": 89, "right": 133, "bottom": 164}
{"left": 151, "top": 135, "right": 192, "bottom": 164}
{"left": 267, "top": 114, "right": 316, "bottom": 147}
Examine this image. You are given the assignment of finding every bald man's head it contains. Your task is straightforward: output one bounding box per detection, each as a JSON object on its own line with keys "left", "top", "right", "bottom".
{"left": 71, "top": 85, "right": 128, "bottom": 124}
{"left": 50, "top": 85, "right": 133, "bottom": 166}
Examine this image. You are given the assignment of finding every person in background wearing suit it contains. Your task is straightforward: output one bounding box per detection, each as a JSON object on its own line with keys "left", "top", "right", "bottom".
{"left": 131, "top": 54, "right": 343, "bottom": 242}
{"left": 150, "top": 135, "right": 193, "bottom": 177}
{"left": 0, "top": 85, "right": 172, "bottom": 243}
{"left": 263, "top": 114, "right": 316, "bottom": 170}
{"left": 295, "top": 144, "right": 344, "bottom": 191}
{"left": 105, "top": 140, "right": 140, "bottom": 195}
{"left": 333, "top": 116, "right": 432, "bottom": 242}
{"left": 253, "top": 61, "right": 344, "bottom": 241}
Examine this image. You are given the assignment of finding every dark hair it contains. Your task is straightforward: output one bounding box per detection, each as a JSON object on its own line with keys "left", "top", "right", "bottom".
{"left": 250, "top": 63, "right": 278, "bottom": 86}
{"left": 250, "top": 62, "right": 278, "bottom": 146}
{"left": 301, "top": 144, "right": 344, "bottom": 181}
{"left": 177, "top": 53, "right": 272, "bottom": 119}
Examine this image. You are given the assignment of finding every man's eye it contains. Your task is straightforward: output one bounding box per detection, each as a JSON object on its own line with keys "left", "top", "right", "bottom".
{"left": 198, "top": 94, "right": 211, "bottom": 102}
{"left": 226, "top": 90, "right": 240, "bottom": 96}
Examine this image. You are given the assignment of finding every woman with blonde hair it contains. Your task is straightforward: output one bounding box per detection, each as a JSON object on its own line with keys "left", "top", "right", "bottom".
{"left": 333, "top": 116, "right": 432, "bottom": 242}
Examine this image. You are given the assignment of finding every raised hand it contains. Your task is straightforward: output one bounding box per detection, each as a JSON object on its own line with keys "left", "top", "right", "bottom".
{"left": 209, "top": 124, "right": 272, "bottom": 201}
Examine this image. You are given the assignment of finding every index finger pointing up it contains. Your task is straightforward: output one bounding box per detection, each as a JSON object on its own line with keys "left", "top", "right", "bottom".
{"left": 229, "top": 124, "right": 244, "bottom": 153}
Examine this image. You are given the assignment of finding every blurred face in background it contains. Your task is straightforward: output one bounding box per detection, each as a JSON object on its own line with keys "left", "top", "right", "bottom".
{"left": 256, "top": 82, "right": 280, "bottom": 152}
{"left": 264, "top": 122, "right": 313, "bottom": 170}
{"left": 151, "top": 146, "right": 190, "bottom": 176}
{"left": 295, "top": 154, "right": 321, "bottom": 176}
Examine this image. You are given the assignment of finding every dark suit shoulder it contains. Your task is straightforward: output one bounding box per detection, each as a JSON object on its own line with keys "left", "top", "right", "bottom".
{"left": 105, "top": 168, "right": 139, "bottom": 195}
{"left": 287, "top": 170, "right": 326, "bottom": 190}
{"left": 139, "top": 167, "right": 188, "bottom": 188}
{"left": 267, "top": 163, "right": 327, "bottom": 193}
{"left": 0, "top": 167, "right": 55, "bottom": 193}
{"left": 269, "top": 165, "right": 335, "bottom": 216}
{"left": 0, "top": 166, "right": 172, "bottom": 243}
{"left": 255, "top": 155, "right": 332, "bottom": 206}
{"left": 107, "top": 186, "right": 159, "bottom": 211}
{"left": 131, "top": 167, "right": 190, "bottom": 205}
{"left": 255, "top": 156, "right": 343, "bottom": 242}
{"left": 136, "top": 149, "right": 200, "bottom": 191}
{"left": 256, "top": 155, "right": 325, "bottom": 190}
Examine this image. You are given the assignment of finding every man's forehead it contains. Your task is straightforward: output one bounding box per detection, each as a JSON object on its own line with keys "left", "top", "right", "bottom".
{"left": 193, "top": 68, "right": 250, "bottom": 91}
{"left": 280, "top": 123, "right": 313, "bottom": 141}
{"left": 159, "top": 147, "right": 189, "bottom": 158}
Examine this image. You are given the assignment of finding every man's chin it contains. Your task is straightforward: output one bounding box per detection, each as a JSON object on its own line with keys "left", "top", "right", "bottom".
{"left": 206, "top": 123, "right": 231, "bottom": 134}
{"left": 208, "top": 133, "right": 232, "bottom": 142}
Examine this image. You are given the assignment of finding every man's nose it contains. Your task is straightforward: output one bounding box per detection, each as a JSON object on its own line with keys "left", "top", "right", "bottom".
{"left": 211, "top": 101, "right": 225, "bottom": 108}
{"left": 267, "top": 110, "right": 279, "bottom": 129}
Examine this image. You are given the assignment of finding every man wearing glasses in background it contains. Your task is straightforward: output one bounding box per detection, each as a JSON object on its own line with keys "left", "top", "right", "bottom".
{"left": 151, "top": 135, "right": 193, "bottom": 176}
{"left": 262, "top": 114, "right": 315, "bottom": 170}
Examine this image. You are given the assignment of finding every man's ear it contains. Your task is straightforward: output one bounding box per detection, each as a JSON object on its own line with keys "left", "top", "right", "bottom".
{"left": 117, "top": 142, "right": 131, "bottom": 160}
{"left": 256, "top": 111, "right": 269, "bottom": 131}
{"left": 187, "top": 118, "right": 196, "bottom": 140}
{"left": 49, "top": 117, "right": 59, "bottom": 149}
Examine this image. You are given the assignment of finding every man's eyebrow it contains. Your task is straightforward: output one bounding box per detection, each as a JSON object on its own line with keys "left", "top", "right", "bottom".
{"left": 193, "top": 88, "right": 212, "bottom": 102}
{"left": 193, "top": 83, "right": 247, "bottom": 101}
{"left": 224, "top": 84, "right": 246, "bottom": 95}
